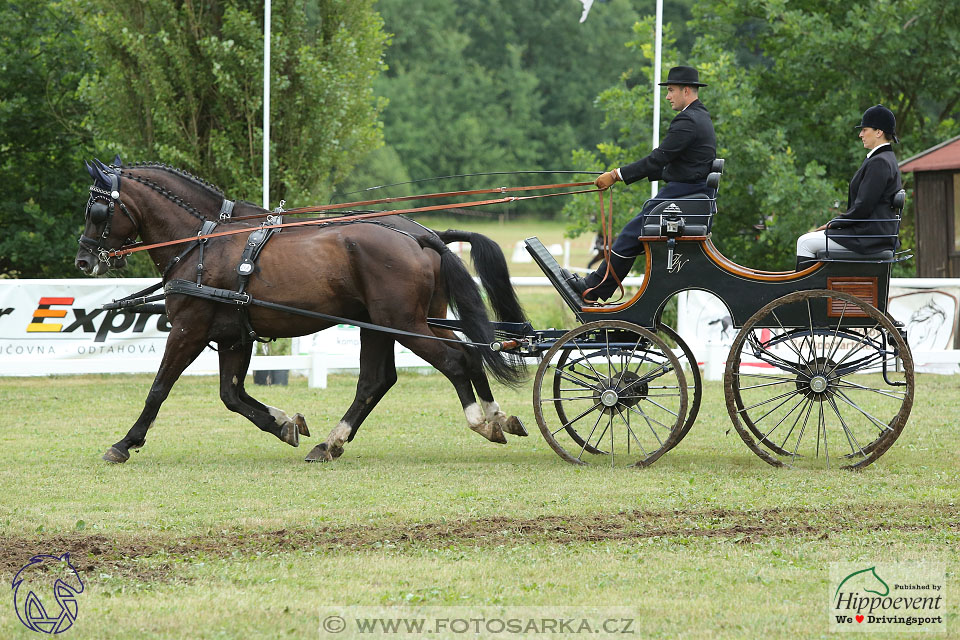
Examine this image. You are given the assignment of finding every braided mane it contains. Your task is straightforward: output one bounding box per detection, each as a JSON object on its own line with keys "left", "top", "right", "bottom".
{"left": 120, "top": 169, "right": 208, "bottom": 221}
{"left": 127, "top": 162, "right": 227, "bottom": 198}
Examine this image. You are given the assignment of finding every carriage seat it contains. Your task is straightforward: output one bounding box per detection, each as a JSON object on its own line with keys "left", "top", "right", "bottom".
{"left": 815, "top": 247, "right": 895, "bottom": 261}
{"left": 640, "top": 194, "right": 712, "bottom": 237}
{"left": 814, "top": 189, "right": 904, "bottom": 262}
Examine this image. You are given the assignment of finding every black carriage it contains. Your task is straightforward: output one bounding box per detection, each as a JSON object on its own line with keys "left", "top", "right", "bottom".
{"left": 480, "top": 161, "right": 914, "bottom": 470}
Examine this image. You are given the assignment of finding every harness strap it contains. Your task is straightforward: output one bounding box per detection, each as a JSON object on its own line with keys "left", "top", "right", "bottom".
{"left": 218, "top": 199, "right": 235, "bottom": 221}
{"left": 195, "top": 220, "right": 218, "bottom": 285}
{"left": 163, "top": 278, "right": 496, "bottom": 349}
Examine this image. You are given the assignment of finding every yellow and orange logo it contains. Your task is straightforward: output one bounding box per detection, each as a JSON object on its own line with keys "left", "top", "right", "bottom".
{"left": 26, "top": 297, "right": 74, "bottom": 332}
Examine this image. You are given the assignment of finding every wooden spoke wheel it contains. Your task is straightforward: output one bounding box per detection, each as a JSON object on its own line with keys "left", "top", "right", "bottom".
{"left": 724, "top": 290, "right": 914, "bottom": 470}
{"left": 533, "top": 320, "right": 688, "bottom": 467}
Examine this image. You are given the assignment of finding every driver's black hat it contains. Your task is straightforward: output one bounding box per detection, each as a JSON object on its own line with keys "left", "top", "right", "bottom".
{"left": 658, "top": 66, "right": 707, "bottom": 87}
{"left": 855, "top": 104, "right": 899, "bottom": 143}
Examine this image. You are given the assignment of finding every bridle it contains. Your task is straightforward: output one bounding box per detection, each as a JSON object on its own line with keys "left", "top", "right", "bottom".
{"left": 77, "top": 172, "right": 139, "bottom": 267}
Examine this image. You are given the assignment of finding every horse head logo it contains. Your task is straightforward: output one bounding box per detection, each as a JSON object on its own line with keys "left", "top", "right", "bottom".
{"left": 835, "top": 566, "right": 889, "bottom": 599}
{"left": 12, "top": 553, "right": 85, "bottom": 634}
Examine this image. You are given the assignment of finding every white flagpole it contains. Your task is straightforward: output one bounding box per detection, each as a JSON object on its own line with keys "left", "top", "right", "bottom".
{"left": 262, "top": 0, "right": 271, "bottom": 210}
{"left": 651, "top": 0, "right": 663, "bottom": 199}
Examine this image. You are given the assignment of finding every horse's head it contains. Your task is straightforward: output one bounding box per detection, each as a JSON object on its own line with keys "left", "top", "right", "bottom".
{"left": 76, "top": 157, "right": 137, "bottom": 275}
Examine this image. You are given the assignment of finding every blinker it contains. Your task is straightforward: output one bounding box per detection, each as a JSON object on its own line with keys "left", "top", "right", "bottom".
{"left": 90, "top": 201, "right": 110, "bottom": 225}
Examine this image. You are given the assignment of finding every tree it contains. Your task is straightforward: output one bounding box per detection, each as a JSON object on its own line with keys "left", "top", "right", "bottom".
{"left": 0, "top": 1, "right": 93, "bottom": 277}
{"left": 361, "top": 0, "right": 669, "bottom": 202}
{"left": 77, "top": 0, "right": 388, "bottom": 206}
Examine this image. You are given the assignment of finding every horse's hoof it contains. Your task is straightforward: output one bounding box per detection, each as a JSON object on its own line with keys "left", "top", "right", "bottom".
{"left": 328, "top": 444, "right": 344, "bottom": 459}
{"left": 280, "top": 422, "right": 300, "bottom": 447}
{"left": 502, "top": 416, "right": 528, "bottom": 437}
{"left": 305, "top": 443, "right": 333, "bottom": 462}
{"left": 470, "top": 421, "right": 507, "bottom": 444}
{"left": 294, "top": 413, "right": 310, "bottom": 437}
{"left": 102, "top": 447, "right": 129, "bottom": 464}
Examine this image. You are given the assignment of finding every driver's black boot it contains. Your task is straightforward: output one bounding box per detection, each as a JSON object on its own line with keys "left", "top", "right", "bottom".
{"left": 569, "top": 254, "right": 637, "bottom": 302}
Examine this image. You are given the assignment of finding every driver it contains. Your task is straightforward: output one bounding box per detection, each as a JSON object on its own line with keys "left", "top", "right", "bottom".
{"left": 568, "top": 65, "right": 717, "bottom": 302}
{"left": 796, "top": 104, "right": 902, "bottom": 269}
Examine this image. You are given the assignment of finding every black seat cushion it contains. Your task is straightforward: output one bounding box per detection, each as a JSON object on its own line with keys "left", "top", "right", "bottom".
{"left": 641, "top": 223, "right": 708, "bottom": 237}
{"left": 815, "top": 248, "right": 894, "bottom": 261}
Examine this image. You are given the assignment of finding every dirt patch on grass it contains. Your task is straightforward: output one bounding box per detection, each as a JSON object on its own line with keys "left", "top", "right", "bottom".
{"left": 3, "top": 502, "right": 956, "bottom": 581}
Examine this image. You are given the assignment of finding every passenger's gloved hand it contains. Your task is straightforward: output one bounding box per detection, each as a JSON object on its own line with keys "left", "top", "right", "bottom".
{"left": 595, "top": 170, "right": 619, "bottom": 190}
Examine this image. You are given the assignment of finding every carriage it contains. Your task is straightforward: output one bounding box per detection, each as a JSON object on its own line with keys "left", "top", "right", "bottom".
{"left": 442, "top": 160, "right": 914, "bottom": 470}
{"left": 77, "top": 159, "right": 912, "bottom": 470}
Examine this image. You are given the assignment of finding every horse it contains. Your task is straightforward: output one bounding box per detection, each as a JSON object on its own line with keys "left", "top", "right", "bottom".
{"left": 75, "top": 160, "right": 528, "bottom": 463}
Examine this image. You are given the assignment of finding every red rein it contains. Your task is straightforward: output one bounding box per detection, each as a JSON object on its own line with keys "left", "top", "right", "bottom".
{"left": 105, "top": 180, "right": 614, "bottom": 259}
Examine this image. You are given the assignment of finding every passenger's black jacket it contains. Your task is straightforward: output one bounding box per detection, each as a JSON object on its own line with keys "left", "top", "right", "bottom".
{"left": 619, "top": 99, "right": 716, "bottom": 185}
{"left": 827, "top": 145, "right": 902, "bottom": 254}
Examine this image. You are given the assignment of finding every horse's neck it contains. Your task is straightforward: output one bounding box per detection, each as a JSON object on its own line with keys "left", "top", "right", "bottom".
{"left": 127, "top": 180, "right": 212, "bottom": 272}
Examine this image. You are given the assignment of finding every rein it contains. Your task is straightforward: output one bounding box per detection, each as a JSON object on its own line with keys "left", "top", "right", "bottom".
{"left": 104, "top": 181, "right": 600, "bottom": 259}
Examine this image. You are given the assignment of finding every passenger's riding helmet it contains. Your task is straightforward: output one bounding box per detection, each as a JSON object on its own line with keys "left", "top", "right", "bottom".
{"left": 855, "top": 104, "right": 899, "bottom": 143}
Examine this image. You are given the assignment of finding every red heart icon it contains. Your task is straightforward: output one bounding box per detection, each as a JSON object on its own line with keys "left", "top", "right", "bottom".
{"left": 856, "top": 615, "right": 864, "bottom": 623}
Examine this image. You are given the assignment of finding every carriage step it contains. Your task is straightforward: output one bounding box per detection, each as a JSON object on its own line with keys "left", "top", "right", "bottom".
{"left": 524, "top": 237, "right": 584, "bottom": 315}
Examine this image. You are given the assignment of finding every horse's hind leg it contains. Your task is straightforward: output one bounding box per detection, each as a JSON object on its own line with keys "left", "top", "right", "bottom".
{"left": 217, "top": 343, "right": 308, "bottom": 447}
{"left": 103, "top": 327, "right": 209, "bottom": 463}
{"left": 305, "top": 330, "right": 397, "bottom": 462}
{"left": 461, "top": 345, "right": 528, "bottom": 437}
{"left": 396, "top": 331, "right": 507, "bottom": 445}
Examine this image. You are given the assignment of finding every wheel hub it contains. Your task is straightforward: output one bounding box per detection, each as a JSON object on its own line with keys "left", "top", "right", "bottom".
{"left": 593, "top": 371, "right": 647, "bottom": 414}
{"left": 796, "top": 357, "right": 838, "bottom": 398}
{"left": 599, "top": 389, "right": 618, "bottom": 407}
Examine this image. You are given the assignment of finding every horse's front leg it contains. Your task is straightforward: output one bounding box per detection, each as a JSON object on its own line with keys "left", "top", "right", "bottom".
{"left": 217, "top": 343, "right": 308, "bottom": 447}
{"left": 102, "top": 327, "right": 210, "bottom": 463}
{"left": 305, "top": 330, "right": 396, "bottom": 462}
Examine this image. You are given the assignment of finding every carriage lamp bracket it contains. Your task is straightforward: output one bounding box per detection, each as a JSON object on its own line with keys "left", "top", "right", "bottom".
{"left": 664, "top": 216, "right": 685, "bottom": 272}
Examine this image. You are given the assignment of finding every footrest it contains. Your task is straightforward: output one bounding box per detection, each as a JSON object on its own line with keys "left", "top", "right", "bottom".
{"left": 524, "top": 237, "right": 583, "bottom": 314}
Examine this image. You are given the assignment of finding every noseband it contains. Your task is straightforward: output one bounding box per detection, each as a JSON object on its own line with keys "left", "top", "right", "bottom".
{"left": 78, "top": 172, "right": 139, "bottom": 266}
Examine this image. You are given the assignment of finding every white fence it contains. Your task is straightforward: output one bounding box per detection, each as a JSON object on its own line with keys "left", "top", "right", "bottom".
{"left": 1, "top": 277, "right": 957, "bottom": 386}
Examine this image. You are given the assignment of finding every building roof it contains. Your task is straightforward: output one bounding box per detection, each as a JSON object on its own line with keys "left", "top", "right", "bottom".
{"left": 900, "top": 134, "right": 960, "bottom": 172}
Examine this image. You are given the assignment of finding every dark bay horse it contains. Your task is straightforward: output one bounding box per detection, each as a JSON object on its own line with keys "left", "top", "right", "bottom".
{"left": 75, "top": 161, "right": 527, "bottom": 463}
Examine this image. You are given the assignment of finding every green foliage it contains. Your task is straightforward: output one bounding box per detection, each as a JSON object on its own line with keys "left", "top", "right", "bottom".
{"left": 361, "top": 0, "right": 671, "bottom": 205}
{"left": 76, "top": 0, "right": 388, "bottom": 205}
{"left": 0, "top": 1, "right": 93, "bottom": 277}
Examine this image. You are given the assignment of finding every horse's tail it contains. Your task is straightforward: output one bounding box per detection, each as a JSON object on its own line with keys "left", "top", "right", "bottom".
{"left": 435, "top": 229, "right": 527, "bottom": 323}
{"left": 418, "top": 234, "right": 526, "bottom": 387}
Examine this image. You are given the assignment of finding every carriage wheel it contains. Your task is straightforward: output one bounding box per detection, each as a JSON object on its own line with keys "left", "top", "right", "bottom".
{"left": 533, "top": 320, "right": 688, "bottom": 467}
{"left": 550, "top": 323, "right": 700, "bottom": 454}
{"left": 724, "top": 290, "right": 914, "bottom": 469}
{"left": 657, "top": 324, "right": 702, "bottom": 445}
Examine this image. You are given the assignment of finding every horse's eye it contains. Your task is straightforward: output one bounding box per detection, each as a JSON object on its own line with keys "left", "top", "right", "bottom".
{"left": 89, "top": 202, "right": 110, "bottom": 225}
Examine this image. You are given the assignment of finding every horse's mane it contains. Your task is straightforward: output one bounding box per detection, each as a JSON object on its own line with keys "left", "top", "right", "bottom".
{"left": 126, "top": 162, "right": 227, "bottom": 199}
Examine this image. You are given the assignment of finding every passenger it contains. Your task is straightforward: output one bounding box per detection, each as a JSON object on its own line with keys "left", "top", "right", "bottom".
{"left": 568, "top": 65, "right": 717, "bottom": 302}
{"left": 796, "top": 104, "right": 902, "bottom": 270}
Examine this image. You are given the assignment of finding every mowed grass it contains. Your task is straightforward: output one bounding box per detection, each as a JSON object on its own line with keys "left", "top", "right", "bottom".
{"left": 0, "top": 368, "right": 957, "bottom": 639}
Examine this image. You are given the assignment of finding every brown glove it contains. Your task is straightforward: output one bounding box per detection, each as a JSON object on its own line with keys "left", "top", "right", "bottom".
{"left": 595, "top": 170, "right": 619, "bottom": 190}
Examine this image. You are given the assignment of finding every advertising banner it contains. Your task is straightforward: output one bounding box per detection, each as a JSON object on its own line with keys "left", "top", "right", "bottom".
{"left": 0, "top": 279, "right": 218, "bottom": 376}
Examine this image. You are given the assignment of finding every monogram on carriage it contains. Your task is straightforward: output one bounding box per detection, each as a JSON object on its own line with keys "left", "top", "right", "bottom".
{"left": 76, "top": 151, "right": 913, "bottom": 471}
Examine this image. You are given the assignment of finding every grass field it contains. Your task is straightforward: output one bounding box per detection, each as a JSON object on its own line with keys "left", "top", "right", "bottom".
{"left": 0, "top": 367, "right": 956, "bottom": 639}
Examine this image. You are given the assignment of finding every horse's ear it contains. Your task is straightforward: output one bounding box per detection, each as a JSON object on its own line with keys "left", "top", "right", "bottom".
{"left": 112, "top": 154, "right": 123, "bottom": 167}
{"left": 92, "top": 159, "right": 114, "bottom": 188}
{"left": 84, "top": 160, "right": 97, "bottom": 181}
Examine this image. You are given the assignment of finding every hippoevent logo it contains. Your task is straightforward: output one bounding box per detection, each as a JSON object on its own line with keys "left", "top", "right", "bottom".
{"left": 830, "top": 563, "right": 945, "bottom": 633}
{"left": 27, "top": 298, "right": 74, "bottom": 333}
{"left": 12, "top": 553, "right": 84, "bottom": 634}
